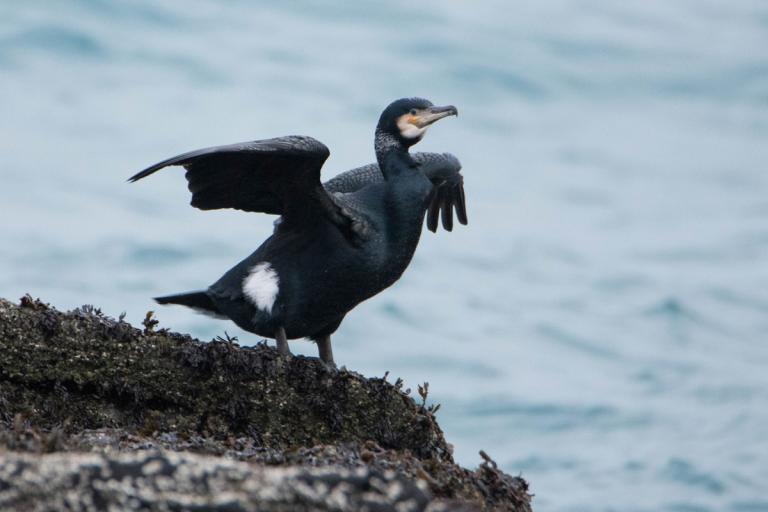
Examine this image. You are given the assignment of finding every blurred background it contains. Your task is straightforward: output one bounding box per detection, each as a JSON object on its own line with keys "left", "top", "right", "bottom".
{"left": 2, "top": 1, "right": 767, "bottom": 510}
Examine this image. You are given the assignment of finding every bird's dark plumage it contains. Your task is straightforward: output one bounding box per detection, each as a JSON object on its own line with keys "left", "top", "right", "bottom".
{"left": 154, "top": 291, "right": 225, "bottom": 318}
{"left": 130, "top": 98, "right": 465, "bottom": 365}
{"left": 324, "top": 152, "right": 467, "bottom": 232}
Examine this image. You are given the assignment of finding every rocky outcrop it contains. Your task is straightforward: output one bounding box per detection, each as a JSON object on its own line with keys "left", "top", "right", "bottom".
{"left": 0, "top": 296, "right": 531, "bottom": 511}
{"left": 0, "top": 451, "right": 441, "bottom": 512}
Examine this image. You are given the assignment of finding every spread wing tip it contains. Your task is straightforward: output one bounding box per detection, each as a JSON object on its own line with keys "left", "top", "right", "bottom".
{"left": 128, "top": 135, "right": 329, "bottom": 184}
{"left": 128, "top": 160, "right": 179, "bottom": 183}
{"left": 127, "top": 168, "right": 154, "bottom": 182}
{"left": 455, "top": 183, "right": 468, "bottom": 225}
{"left": 425, "top": 177, "right": 468, "bottom": 233}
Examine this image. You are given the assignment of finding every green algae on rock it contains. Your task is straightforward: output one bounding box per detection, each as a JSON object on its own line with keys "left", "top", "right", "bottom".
{"left": 0, "top": 296, "right": 532, "bottom": 511}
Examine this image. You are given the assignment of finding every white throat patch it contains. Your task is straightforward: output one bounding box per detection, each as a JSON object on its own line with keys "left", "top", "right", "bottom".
{"left": 397, "top": 114, "right": 428, "bottom": 140}
{"left": 243, "top": 262, "right": 280, "bottom": 313}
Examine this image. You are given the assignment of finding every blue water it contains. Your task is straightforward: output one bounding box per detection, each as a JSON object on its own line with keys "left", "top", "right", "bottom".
{"left": 2, "top": 1, "right": 768, "bottom": 510}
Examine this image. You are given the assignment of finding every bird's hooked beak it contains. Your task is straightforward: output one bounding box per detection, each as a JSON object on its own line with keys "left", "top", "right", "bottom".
{"left": 412, "top": 105, "right": 459, "bottom": 128}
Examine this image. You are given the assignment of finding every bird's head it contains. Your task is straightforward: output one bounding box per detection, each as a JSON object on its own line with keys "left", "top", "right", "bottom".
{"left": 376, "top": 98, "right": 458, "bottom": 149}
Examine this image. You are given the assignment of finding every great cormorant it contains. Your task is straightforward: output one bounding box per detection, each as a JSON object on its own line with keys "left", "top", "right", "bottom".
{"left": 129, "top": 98, "right": 465, "bottom": 365}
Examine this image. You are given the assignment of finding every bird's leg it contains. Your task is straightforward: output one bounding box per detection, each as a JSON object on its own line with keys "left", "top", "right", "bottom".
{"left": 275, "top": 326, "right": 291, "bottom": 357}
{"left": 316, "top": 335, "right": 335, "bottom": 366}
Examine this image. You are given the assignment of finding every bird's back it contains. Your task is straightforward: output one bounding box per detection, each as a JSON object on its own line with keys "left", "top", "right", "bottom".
{"left": 208, "top": 172, "right": 431, "bottom": 338}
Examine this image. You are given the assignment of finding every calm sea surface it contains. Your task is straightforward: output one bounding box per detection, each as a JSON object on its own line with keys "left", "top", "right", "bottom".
{"left": 2, "top": 1, "right": 768, "bottom": 510}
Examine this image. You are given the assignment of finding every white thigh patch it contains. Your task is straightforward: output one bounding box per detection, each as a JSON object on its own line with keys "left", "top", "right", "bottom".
{"left": 242, "top": 262, "right": 280, "bottom": 313}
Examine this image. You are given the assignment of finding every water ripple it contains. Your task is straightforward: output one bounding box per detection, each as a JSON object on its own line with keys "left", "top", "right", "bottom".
{"left": 3, "top": 25, "right": 106, "bottom": 58}
{"left": 662, "top": 458, "right": 727, "bottom": 495}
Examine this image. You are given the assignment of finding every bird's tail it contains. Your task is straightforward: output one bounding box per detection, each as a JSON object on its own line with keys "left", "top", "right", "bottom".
{"left": 155, "top": 291, "right": 223, "bottom": 318}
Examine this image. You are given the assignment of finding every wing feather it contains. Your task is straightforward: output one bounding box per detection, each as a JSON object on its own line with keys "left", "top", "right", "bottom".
{"left": 324, "top": 152, "right": 467, "bottom": 233}
{"left": 129, "top": 136, "right": 360, "bottom": 233}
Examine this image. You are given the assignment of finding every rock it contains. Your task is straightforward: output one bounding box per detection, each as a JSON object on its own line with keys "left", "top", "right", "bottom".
{"left": 0, "top": 451, "right": 439, "bottom": 512}
{"left": 0, "top": 296, "right": 532, "bottom": 511}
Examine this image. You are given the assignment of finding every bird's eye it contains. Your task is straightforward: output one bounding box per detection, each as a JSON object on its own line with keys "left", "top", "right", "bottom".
{"left": 409, "top": 109, "right": 418, "bottom": 115}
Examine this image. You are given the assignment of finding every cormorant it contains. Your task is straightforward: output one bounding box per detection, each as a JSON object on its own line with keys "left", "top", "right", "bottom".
{"left": 129, "top": 98, "right": 466, "bottom": 365}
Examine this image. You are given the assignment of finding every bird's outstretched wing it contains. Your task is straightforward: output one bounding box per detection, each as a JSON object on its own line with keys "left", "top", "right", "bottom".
{"left": 323, "top": 152, "right": 467, "bottom": 232}
{"left": 129, "top": 136, "right": 361, "bottom": 235}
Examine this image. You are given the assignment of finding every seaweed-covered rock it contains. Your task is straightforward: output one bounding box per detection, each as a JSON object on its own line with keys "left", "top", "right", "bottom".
{"left": 0, "top": 297, "right": 532, "bottom": 511}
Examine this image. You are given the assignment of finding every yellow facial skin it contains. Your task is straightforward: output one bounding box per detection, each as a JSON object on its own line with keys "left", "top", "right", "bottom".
{"left": 397, "top": 105, "right": 458, "bottom": 140}
{"left": 397, "top": 113, "right": 428, "bottom": 139}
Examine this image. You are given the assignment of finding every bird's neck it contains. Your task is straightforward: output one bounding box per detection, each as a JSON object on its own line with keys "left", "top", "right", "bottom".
{"left": 374, "top": 128, "right": 417, "bottom": 179}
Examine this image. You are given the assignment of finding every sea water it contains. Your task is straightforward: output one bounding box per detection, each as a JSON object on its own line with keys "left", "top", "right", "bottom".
{"left": 1, "top": 1, "right": 767, "bottom": 510}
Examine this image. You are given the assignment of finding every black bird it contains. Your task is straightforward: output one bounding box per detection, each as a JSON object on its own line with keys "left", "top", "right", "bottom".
{"left": 129, "top": 98, "right": 466, "bottom": 365}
